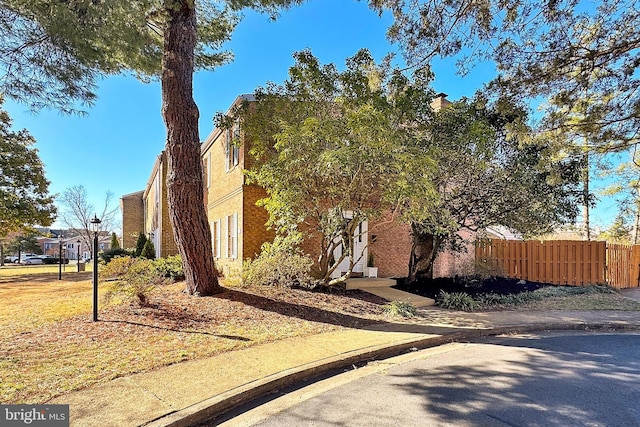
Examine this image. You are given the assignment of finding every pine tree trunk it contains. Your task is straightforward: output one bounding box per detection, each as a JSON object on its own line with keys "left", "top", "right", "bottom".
{"left": 582, "top": 140, "right": 591, "bottom": 241}
{"left": 161, "top": 0, "right": 221, "bottom": 296}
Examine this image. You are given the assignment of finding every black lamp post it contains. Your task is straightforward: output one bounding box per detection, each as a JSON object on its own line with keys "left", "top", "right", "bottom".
{"left": 76, "top": 239, "right": 81, "bottom": 272}
{"left": 58, "top": 235, "right": 64, "bottom": 280}
{"left": 91, "top": 215, "right": 101, "bottom": 321}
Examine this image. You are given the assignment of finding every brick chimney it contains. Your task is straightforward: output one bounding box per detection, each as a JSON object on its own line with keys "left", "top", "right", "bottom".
{"left": 430, "top": 92, "right": 451, "bottom": 111}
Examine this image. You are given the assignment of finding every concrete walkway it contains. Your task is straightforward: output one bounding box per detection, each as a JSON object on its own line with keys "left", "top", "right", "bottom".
{"left": 48, "top": 293, "right": 640, "bottom": 427}
{"left": 619, "top": 287, "right": 640, "bottom": 302}
{"left": 346, "top": 277, "right": 435, "bottom": 307}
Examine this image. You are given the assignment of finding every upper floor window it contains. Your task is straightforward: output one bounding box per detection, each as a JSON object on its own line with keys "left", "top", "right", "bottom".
{"left": 225, "top": 121, "right": 240, "bottom": 172}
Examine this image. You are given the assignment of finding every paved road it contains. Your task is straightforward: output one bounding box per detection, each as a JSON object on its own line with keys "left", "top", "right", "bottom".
{"left": 219, "top": 332, "right": 640, "bottom": 426}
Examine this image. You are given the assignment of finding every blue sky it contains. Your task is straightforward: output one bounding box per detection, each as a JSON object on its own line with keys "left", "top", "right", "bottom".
{"left": 4, "top": 0, "right": 618, "bottom": 231}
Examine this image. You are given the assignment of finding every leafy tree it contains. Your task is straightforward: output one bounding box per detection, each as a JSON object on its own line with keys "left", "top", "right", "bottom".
{"left": 59, "top": 185, "right": 118, "bottom": 254}
{"left": 110, "top": 232, "right": 121, "bottom": 249}
{"left": 1, "top": 0, "right": 303, "bottom": 296}
{"left": 140, "top": 239, "right": 156, "bottom": 260}
{"left": 598, "top": 213, "right": 631, "bottom": 244}
{"left": 235, "top": 49, "right": 434, "bottom": 285}
{"left": 405, "top": 97, "right": 582, "bottom": 282}
{"left": 0, "top": 97, "right": 56, "bottom": 235}
{"left": 134, "top": 232, "right": 148, "bottom": 258}
{"left": 370, "top": 0, "right": 640, "bottom": 154}
{"left": 599, "top": 154, "right": 640, "bottom": 244}
{"left": 6, "top": 232, "right": 42, "bottom": 256}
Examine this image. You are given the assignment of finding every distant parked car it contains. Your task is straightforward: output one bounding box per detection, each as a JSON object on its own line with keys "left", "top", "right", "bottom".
{"left": 22, "top": 256, "right": 43, "bottom": 265}
{"left": 40, "top": 256, "right": 69, "bottom": 264}
{"left": 40, "top": 255, "right": 58, "bottom": 264}
{"left": 19, "top": 253, "right": 38, "bottom": 262}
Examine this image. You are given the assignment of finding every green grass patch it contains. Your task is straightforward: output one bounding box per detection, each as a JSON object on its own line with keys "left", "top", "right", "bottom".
{"left": 436, "top": 285, "right": 640, "bottom": 312}
{"left": 382, "top": 300, "right": 417, "bottom": 317}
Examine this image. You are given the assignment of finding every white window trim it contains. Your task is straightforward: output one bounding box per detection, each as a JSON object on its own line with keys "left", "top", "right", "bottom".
{"left": 226, "top": 213, "right": 238, "bottom": 259}
{"left": 213, "top": 219, "right": 221, "bottom": 259}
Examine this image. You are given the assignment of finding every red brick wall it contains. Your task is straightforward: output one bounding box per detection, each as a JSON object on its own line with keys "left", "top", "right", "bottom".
{"left": 368, "top": 218, "right": 411, "bottom": 278}
{"left": 120, "top": 191, "right": 144, "bottom": 249}
{"left": 432, "top": 229, "right": 476, "bottom": 278}
{"left": 242, "top": 184, "right": 274, "bottom": 260}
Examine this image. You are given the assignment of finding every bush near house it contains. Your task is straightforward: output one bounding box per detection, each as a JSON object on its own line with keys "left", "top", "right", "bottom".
{"left": 242, "top": 246, "right": 314, "bottom": 288}
{"left": 102, "top": 257, "right": 169, "bottom": 307}
{"left": 99, "top": 248, "right": 134, "bottom": 264}
{"left": 153, "top": 255, "right": 184, "bottom": 280}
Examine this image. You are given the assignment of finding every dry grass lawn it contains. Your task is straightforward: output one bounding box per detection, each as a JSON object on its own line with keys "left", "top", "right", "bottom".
{"left": 0, "top": 270, "right": 388, "bottom": 404}
{"left": 2, "top": 266, "right": 639, "bottom": 405}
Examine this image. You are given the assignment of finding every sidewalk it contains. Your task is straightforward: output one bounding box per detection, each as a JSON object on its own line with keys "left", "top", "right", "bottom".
{"left": 48, "top": 302, "right": 640, "bottom": 427}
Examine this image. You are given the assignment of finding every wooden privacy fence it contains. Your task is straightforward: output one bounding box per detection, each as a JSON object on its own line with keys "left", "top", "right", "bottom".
{"left": 475, "top": 239, "right": 640, "bottom": 289}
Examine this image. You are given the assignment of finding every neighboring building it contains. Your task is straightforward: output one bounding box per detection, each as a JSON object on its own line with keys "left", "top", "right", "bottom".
{"left": 38, "top": 233, "right": 110, "bottom": 260}
{"left": 120, "top": 190, "right": 145, "bottom": 250}
{"left": 121, "top": 93, "right": 477, "bottom": 279}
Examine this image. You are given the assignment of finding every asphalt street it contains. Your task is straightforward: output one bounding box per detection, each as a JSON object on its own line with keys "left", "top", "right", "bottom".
{"left": 218, "top": 331, "right": 640, "bottom": 427}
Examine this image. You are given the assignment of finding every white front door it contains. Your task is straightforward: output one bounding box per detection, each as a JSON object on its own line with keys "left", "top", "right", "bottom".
{"left": 331, "top": 216, "right": 368, "bottom": 278}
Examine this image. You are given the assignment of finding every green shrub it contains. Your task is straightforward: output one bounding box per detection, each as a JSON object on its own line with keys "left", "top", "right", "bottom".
{"left": 101, "top": 256, "right": 137, "bottom": 278}
{"left": 134, "top": 232, "right": 147, "bottom": 257}
{"left": 532, "top": 284, "right": 615, "bottom": 298}
{"left": 140, "top": 239, "right": 156, "bottom": 259}
{"left": 110, "top": 232, "right": 120, "bottom": 249}
{"left": 436, "top": 291, "right": 478, "bottom": 311}
{"left": 242, "top": 250, "right": 313, "bottom": 288}
{"left": 382, "top": 300, "right": 417, "bottom": 317}
{"left": 476, "top": 291, "right": 541, "bottom": 308}
{"left": 152, "top": 255, "right": 184, "bottom": 280}
{"left": 99, "top": 248, "right": 134, "bottom": 264}
{"left": 102, "top": 257, "right": 168, "bottom": 307}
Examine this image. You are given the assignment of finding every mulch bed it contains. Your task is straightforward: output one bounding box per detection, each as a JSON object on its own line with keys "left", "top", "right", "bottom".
{"left": 394, "top": 276, "right": 549, "bottom": 299}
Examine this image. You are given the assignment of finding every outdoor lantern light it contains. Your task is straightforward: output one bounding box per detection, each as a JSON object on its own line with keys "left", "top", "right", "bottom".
{"left": 58, "top": 235, "right": 64, "bottom": 280}
{"left": 90, "top": 215, "right": 102, "bottom": 321}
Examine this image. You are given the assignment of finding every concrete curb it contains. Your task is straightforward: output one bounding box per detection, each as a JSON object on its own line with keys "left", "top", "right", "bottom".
{"left": 143, "top": 322, "right": 640, "bottom": 427}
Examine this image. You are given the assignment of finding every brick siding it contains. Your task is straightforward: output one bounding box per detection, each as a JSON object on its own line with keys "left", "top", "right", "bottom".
{"left": 120, "top": 191, "right": 144, "bottom": 249}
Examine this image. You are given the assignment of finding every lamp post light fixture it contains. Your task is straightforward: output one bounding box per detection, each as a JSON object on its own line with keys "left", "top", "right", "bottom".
{"left": 76, "top": 239, "right": 81, "bottom": 263}
{"left": 91, "top": 215, "right": 102, "bottom": 322}
{"left": 58, "top": 235, "right": 64, "bottom": 280}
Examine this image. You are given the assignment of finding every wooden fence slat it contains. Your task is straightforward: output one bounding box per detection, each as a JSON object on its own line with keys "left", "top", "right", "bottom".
{"left": 475, "top": 239, "right": 640, "bottom": 289}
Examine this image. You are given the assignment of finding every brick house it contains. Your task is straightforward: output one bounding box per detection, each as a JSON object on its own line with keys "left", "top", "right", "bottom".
{"left": 121, "top": 94, "right": 476, "bottom": 279}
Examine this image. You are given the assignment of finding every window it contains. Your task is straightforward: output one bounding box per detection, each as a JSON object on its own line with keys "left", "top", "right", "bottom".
{"left": 225, "top": 121, "right": 240, "bottom": 172}
{"left": 232, "top": 121, "right": 240, "bottom": 167}
{"left": 227, "top": 213, "right": 238, "bottom": 259}
{"left": 211, "top": 219, "right": 221, "bottom": 259}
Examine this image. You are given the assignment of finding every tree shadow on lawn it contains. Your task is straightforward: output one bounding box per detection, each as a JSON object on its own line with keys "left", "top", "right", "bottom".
{"left": 215, "top": 287, "right": 469, "bottom": 335}
{"left": 102, "top": 318, "right": 252, "bottom": 342}
{"left": 0, "top": 271, "right": 92, "bottom": 284}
